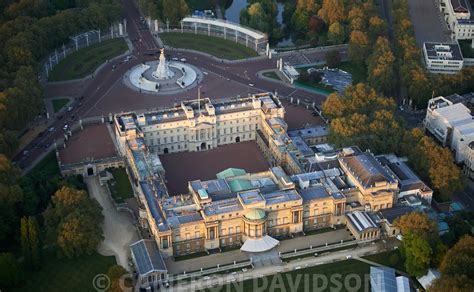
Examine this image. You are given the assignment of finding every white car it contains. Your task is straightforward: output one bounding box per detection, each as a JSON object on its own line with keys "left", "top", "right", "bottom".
{"left": 48, "top": 127, "right": 55, "bottom": 132}
{"left": 346, "top": 255, "right": 352, "bottom": 259}
{"left": 179, "top": 58, "right": 187, "bottom": 62}
{"left": 248, "top": 83, "right": 254, "bottom": 87}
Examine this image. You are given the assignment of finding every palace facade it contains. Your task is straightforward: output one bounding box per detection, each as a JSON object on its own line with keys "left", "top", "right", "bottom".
{"left": 114, "top": 93, "right": 432, "bottom": 262}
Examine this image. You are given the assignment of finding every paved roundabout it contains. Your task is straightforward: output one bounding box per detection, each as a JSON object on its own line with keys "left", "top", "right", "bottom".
{"left": 123, "top": 49, "right": 202, "bottom": 95}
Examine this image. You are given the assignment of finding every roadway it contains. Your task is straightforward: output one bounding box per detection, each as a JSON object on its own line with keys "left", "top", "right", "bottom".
{"left": 14, "top": 0, "right": 346, "bottom": 171}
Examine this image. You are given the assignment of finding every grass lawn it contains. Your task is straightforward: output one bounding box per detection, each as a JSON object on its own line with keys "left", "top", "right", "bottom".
{"left": 296, "top": 81, "right": 336, "bottom": 95}
{"left": 49, "top": 38, "right": 128, "bottom": 81}
{"left": 107, "top": 167, "right": 134, "bottom": 203}
{"left": 202, "top": 259, "right": 372, "bottom": 291}
{"left": 52, "top": 98, "right": 70, "bottom": 113}
{"left": 19, "top": 249, "right": 116, "bottom": 292}
{"left": 363, "top": 249, "right": 406, "bottom": 272}
{"left": 29, "top": 151, "right": 60, "bottom": 176}
{"left": 262, "top": 71, "right": 281, "bottom": 81}
{"left": 160, "top": 33, "right": 258, "bottom": 60}
{"left": 459, "top": 40, "right": 474, "bottom": 58}
{"left": 188, "top": 0, "right": 214, "bottom": 10}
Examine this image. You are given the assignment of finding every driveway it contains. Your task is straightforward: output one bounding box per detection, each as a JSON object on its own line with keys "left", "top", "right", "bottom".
{"left": 86, "top": 176, "right": 139, "bottom": 270}
{"left": 408, "top": 0, "right": 451, "bottom": 45}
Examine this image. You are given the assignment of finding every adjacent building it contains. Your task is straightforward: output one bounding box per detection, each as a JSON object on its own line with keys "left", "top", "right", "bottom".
{"left": 439, "top": 0, "right": 474, "bottom": 40}
{"left": 424, "top": 96, "right": 474, "bottom": 178}
{"left": 423, "top": 42, "right": 464, "bottom": 74}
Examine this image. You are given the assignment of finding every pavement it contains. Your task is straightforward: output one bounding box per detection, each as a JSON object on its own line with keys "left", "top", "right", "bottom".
{"left": 453, "top": 181, "right": 474, "bottom": 212}
{"left": 164, "top": 228, "right": 352, "bottom": 275}
{"left": 407, "top": 0, "right": 451, "bottom": 45}
{"left": 86, "top": 176, "right": 139, "bottom": 270}
{"left": 167, "top": 239, "right": 396, "bottom": 291}
{"left": 14, "top": 0, "right": 348, "bottom": 172}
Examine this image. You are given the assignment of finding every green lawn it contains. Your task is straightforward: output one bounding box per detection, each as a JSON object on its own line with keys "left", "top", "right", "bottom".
{"left": 29, "top": 151, "right": 60, "bottom": 176}
{"left": 188, "top": 0, "right": 214, "bottom": 10}
{"left": 296, "top": 81, "right": 336, "bottom": 95}
{"left": 19, "top": 249, "right": 116, "bottom": 292}
{"left": 107, "top": 167, "right": 134, "bottom": 203}
{"left": 49, "top": 38, "right": 128, "bottom": 81}
{"left": 160, "top": 33, "right": 258, "bottom": 60}
{"left": 262, "top": 71, "right": 281, "bottom": 81}
{"left": 459, "top": 40, "right": 474, "bottom": 58}
{"left": 363, "top": 249, "right": 406, "bottom": 272}
{"left": 52, "top": 98, "right": 70, "bottom": 113}
{"left": 202, "top": 259, "right": 372, "bottom": 291}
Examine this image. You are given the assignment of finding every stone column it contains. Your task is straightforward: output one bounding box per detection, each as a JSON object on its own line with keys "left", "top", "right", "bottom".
{"left": 119, "top": 23, "right": 123, "bottom": 36}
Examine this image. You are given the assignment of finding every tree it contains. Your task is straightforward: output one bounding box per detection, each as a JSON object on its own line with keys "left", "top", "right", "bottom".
{"left": 348, "top": 30, "right": 369, "bottom": 65}
{"left": 429, "top": 274, "right": 474, "bottom": 292}
{"left": 367, "top": 37, "right": 395, "bottom": 94}
{"left": 368, "top": 16, "right": 388, "bottom": 41}
{"left": 0, "top": 253, "right": 21, "bottom": 289}
{"left": 0, "top": 155, "right": 23, "bottom": 245}
{"left": 318, "top": 0, "right": 344, "bottom": 25}
{"left": 328, "top": 22, "right": 345, "bottom": 45}
{"left": 430, "top": 235, "right": 474, "bottom": 291}
{"left": 322, "top": 83, "right": 401, "bottom": 154}
{"left": 440, "top": 235, "right": 474, "bottom": 279}
{"left": 402, "top": 232, "right": 432, "bottom": 277}
{"left": 394, "top": 212, "right": 436, "bottom": 237}
{"left": 106, "top": 265, "right": 130, "bottom": 292}
{"left": 401, "top": 128, "right": 464, "bottom": 201}
{"left": 43, "top": 186, "right": 103, "bottom": 258}
{"left": 308, "top": 15, "right": 324, "bottom": 34}
{"left": 20, "top": 216, "right": 41, "bottom": 269}
{"left": 325, "top": 50, "right": 341, "bottom": 68}
{"left": 20, "top": 217, "right": 31, "bottom": 266}
{"left": 28, "top": 216, "right": 41, "bottom": 269}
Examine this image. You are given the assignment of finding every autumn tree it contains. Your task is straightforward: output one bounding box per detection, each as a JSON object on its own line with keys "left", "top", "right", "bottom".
{"left": 367, "top": 37, "right": 395, "bottom": 94}
{"left": 322, "top": 83, "right": 401, "bottom": 154}
{"left": 394, "top": 212, "right": 437, "bottom": 237}
{"left": 107, "top": 265, "right": 130, "bottom": 292}
{"left": 430, "top": 235, "right": 474, "bottom": 291}
{"left": 348, "top": 30, "right": 369, "bottom": 65}
{"left": 328, "top": 22, "right": 345, "bottom": 45}
{"left": 43, "top": 186, "right": 103, "bottom": 258}
{"left": 318, "top": 0, "right": 345, "bottom": 25}
{"left": 401, "top": 128, "right": 464, "bottom": 201}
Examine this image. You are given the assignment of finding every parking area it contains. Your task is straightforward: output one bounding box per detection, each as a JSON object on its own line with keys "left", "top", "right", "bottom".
{"left": 59, "top": 123, "right": 117, "bottom": 164}
{"left": 408, "top": 0, "right": 451, "bottom": 45}
{"left": 159, "top": 141, "right": 269, "bottom": 195}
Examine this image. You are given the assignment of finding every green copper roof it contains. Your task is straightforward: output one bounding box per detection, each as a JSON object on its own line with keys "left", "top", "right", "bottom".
{"left": 216, "top": 168, "right": 247, "bottom": 179}
{"left": 228, "top": 179, "right": 253, "bottom": 192}
{"left": 244, "top": 208, "right": 266, "bottom": 220}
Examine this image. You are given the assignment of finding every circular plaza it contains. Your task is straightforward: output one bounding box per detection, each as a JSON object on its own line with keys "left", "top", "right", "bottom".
{"left": 123, "top": 49, "right": 203, "bottom": 95}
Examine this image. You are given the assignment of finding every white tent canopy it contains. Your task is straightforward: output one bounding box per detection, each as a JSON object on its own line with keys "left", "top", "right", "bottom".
{"left": 240, "top": 235, "right": 279, "bottom": 253}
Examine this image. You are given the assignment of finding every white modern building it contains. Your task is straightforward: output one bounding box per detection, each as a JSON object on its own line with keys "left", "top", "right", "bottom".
{"left": 180, "top": 17, "right": 268, "bottom": 53}
{"left": 439, "top": 0, "right": 474, "bottom": 40}
{"left": 423, "top": 42, "right": 464, "bottom": 74}
{"left": 424, "top": 96, "right": 474, "bottom": 177}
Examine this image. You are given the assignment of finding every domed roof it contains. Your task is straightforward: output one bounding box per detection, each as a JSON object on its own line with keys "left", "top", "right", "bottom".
{"left": 244, "top": 208, "right": 266, "bottom": 221}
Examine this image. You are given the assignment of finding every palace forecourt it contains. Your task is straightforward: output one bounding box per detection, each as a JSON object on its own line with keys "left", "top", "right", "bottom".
{"left": 115, "top": 93, "right": 434, "bottom": 287}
